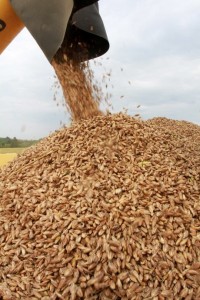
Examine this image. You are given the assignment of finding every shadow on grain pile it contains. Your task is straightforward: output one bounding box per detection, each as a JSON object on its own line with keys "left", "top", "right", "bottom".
{"left": 0, "top": 113, "right": 200, "bottom": 299}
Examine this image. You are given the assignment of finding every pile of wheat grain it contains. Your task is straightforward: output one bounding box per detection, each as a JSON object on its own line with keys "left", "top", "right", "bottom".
{"left": 147, "top": 117, "right": 200, "bottom": 173}
{"left": 0, "top": 113, "right": 200, "bottom": 300}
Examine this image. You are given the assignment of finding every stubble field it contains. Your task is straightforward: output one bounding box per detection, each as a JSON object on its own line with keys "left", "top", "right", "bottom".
{"left": 0, "top": 148, "right": 24, "bottom": 167}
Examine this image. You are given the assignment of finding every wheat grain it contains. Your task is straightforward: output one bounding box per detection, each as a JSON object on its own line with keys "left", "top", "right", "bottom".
{"left": 0, "top": 114, "right": 200, "bottom": 299}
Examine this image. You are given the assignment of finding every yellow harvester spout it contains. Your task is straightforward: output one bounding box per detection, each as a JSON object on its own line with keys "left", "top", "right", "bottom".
{"left": 0, "top": 0, "right": 24, "bottom": 54}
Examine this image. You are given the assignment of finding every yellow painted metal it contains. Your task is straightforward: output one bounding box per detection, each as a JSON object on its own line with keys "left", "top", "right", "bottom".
{"left": 0, "top": 0, "right": 24, "bottom": 54}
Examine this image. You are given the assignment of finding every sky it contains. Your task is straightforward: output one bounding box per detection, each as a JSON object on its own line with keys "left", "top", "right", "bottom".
{"left": 0, "top": 0, "right": 200, "bottom": 139}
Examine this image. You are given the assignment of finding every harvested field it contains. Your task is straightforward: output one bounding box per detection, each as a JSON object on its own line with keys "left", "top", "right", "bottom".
{"left": 0, "top": 149, "right": 24, "bottom": 168}
{"left": 0, "top": 149, "right": 24, "bottom": 154}
{"left": 0, "top": 113, "right": 200, "bottom": 299}
{"left": 0, "top": 154, "right": 17, "bottom": 168}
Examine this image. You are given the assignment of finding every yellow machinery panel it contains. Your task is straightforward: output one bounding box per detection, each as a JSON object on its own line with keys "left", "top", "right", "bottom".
{"left": 0, "top": 0, "right": 24, "bottom": 53}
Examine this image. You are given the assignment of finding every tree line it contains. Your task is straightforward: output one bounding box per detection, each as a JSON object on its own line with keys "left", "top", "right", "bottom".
{"left": 0, "top": 137, "right": 39, "bottom": 148}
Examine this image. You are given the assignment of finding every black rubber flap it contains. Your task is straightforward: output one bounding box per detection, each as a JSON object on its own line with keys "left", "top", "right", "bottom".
{"left": 63, "top": 2, "right": 109, "bottom": 61}
{"left": 73, "top": 0, "right": 98, "bottom": 11}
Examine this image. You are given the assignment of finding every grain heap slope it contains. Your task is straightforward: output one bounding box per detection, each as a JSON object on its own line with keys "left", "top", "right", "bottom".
{"left": 147, "top": 117, "right": 200, "bottom": 172}
{"left": 0, "top": 114, "right": 200, "bottom": 299}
